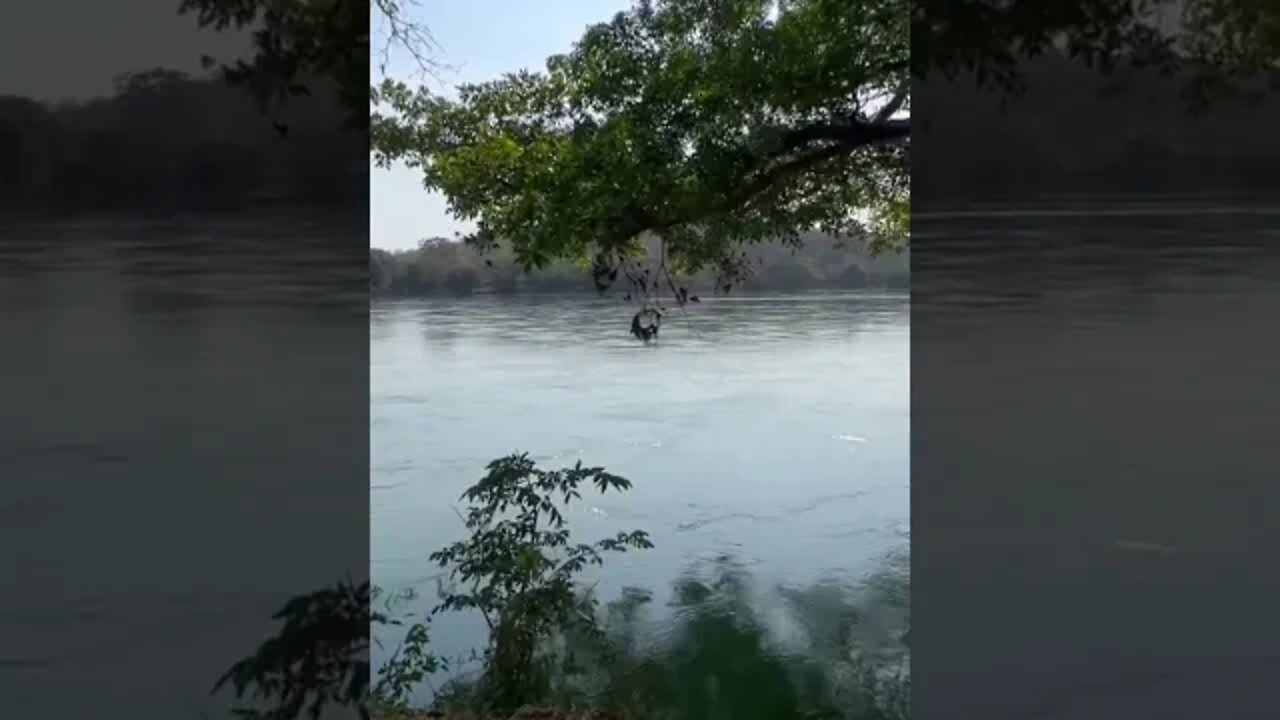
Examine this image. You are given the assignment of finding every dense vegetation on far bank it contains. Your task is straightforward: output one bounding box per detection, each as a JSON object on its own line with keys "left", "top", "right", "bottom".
{"left": 371, "top": 233, "right": 907, "bottom": 298}
{"left": 0, "top": 69, "right": 361, "bottom": 215}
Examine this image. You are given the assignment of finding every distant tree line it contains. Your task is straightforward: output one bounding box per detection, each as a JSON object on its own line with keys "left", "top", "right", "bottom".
{"left": 371, "top": 233, "right": 908, "bottom": 298}
{"left": 0, "top": 68, "right": 363, "bottom": 215}
{"left": 913, "top": 50, "right": 1280, "bottom": 204}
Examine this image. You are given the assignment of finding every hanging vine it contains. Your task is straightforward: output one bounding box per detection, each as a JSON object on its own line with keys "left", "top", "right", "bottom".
{"left": 584, "top": 236, "right": 743, "bottom": 344}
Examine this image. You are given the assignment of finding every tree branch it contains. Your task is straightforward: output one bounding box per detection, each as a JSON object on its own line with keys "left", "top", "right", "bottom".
{"left": 450, "top": 111, "right": 910, "bottom": 255}
{"left": 724, "top": 114, "right": 909, "bottom": 215}
{"left": 734, "top": 143, "right": 854, "bottom": 210}
{"left": 597, "top": 117, "right": 909, "bottom": 248}
{"left": 778, "top": 116, "right": 910, "bottom": 154}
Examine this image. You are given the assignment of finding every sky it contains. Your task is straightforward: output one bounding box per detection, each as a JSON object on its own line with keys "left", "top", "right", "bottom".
{"left": 371, "top": 0, "right": 631, "bottom": 250}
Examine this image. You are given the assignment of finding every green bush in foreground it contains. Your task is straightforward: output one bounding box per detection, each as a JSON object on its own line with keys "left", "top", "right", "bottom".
{"left": 215, "top": 455, "right": 909, "bottom": 720}
{"left": 426, "top": 553, "right": 909, "bottom": 720}
{"left": 428, "top": 454, "right": 655, "bottom": 714}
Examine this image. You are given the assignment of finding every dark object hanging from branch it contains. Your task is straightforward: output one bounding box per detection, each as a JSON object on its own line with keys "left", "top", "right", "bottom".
{"left": 591, "top": 252, "right": 619, "bottom": 293}
{"left": 630, "top": 308, "right": 662, "bottom": 343}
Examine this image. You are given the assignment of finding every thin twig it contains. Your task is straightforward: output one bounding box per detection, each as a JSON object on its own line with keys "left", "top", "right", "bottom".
{"left": 658, "top": 239, "right": 700, "bottom": 338}
{"left": 372, "top": 0, "right": 450, "bottom": 82}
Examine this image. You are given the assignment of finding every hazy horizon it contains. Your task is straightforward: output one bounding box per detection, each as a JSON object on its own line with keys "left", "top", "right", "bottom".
{"left": 0, "top": 0, "right": 249, "bottom": 101}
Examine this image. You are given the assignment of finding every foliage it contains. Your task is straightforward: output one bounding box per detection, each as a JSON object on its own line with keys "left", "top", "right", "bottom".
{"left": 370, "top": 587, "right": 447, "bottom": 714}
{"left": 372, "top": 0, "right": 909, "bottom": 292}
{"left": 370, "top": 234, "right": 907, "bottom": 299}
{"left": 213, "top": 455, "right": 650, "bottom": 720}
{"left": 0, "top": 71, "right": 360, "bottom": 214}
{"left": 211, "top": 581, "right": 445, "bottom": 720}
{"left": 914, "top": 0, "right": 1180, "bottom": 92}
{"left": 175, "top": 0, "right": 442, "bottom": 128}
{"left": 215, "top": 457, "right": 911, "bottom": 720}
{"left": 213, "top": 579, "right": 375, "bottom": 720}
{"left": 914, "top": 0, "right": 1280, "bottom": 104}
{"left": 1179, "top": 0, "right": 1280, "bottom": 104}
{"left": 178, "top": 0, "right": 365, "bottom": 126}
{"left": 429, "top": 454, "right": 654, "bottom": 714}
{"left": 425, "top": 555, "right": 910, "bottom": 720}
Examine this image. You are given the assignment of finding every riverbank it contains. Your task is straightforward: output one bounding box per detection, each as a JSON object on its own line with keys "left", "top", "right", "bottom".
{"left": 370, "top": 233, "right": 907, "bottom": 298}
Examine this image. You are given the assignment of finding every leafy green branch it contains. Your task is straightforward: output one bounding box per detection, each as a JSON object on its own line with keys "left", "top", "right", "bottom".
{"left": 429, "top": 454, "right": 654, "bottom": 714}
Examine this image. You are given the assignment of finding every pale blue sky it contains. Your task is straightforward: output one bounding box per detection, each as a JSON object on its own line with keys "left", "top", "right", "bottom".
{"left": 371, "top": 0, "right": 630, "bottom": 250}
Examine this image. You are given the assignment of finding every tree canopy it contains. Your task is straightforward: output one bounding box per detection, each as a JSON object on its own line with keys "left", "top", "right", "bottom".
{"left": 367, "top": 0, "right": 1280, "bottom": 293}
{"left": 372, "top": 0, "right": 909, "bottom": 290}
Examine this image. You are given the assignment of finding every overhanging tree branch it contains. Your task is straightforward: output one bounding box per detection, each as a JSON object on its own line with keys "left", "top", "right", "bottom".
{"left": 727, "top": 116, "right": 909, "bottom": 214}
{"left": 735, "top": 143, "right": 855, "bottom": 210}
{"left": 383, "top": 0, "right": 912, "bottom": 284}
{"left": 774, "top": 116, "right": 910, "bottom": 154}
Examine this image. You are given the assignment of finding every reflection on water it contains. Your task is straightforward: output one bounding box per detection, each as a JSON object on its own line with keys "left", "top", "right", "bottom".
{"left": 371, "top": 290, "right": 910, "bottom": 712}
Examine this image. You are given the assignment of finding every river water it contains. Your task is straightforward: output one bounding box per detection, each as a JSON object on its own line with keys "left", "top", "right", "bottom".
{"left": 370, "top": 291, "right": 911, "bottom": 707}
{"left": 1, "top": 216, "right": 369, "bottom": 719}
{"left": 911, "top": 203, "right": 1280, "bottom": 720}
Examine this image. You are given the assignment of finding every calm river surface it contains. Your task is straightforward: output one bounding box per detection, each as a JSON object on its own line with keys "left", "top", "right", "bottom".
{"left": 1, "top": 215, "right": 368, "bottom": 719}
{"left": 912, "top": 202, "right": 1280, "bottom": 720}
{"left": 370, "top": 292, "right": 911, "bottom": 691}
